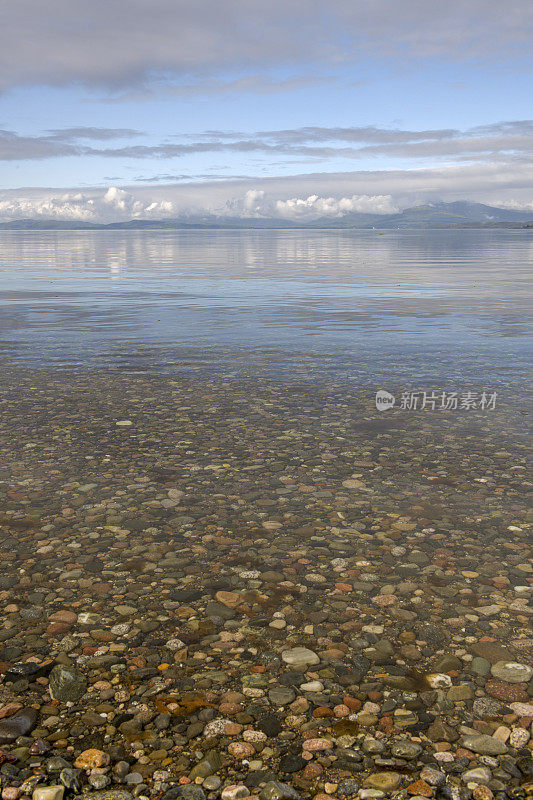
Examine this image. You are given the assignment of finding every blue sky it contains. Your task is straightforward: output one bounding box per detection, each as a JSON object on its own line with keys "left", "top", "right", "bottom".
{"left": 1, "top": 0, "right": 532, "bottom": 220}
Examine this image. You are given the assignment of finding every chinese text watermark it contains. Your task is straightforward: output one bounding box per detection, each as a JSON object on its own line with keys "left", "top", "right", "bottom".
{"left": 375, "top": 389, "right": 497, "bottom": 412}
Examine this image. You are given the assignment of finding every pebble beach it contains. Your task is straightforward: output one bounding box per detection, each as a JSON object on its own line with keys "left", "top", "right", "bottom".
{"left": 0, "top": 367, "right": 531, "bottom": 800}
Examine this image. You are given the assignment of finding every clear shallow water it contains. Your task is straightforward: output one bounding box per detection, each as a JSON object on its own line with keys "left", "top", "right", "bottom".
{"left": 0, "top": 232, "right": 532, "bottom": 795}
{"left": 0, "top": 228, "right": 531, "bottom": 385}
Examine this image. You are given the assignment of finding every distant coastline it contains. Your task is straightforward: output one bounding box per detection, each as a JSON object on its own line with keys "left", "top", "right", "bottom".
{"left": 1, "top": 220, "right": 532, "bottom": 230}
{"left": 1, "top": 201, "right": 532, "bottom": 231}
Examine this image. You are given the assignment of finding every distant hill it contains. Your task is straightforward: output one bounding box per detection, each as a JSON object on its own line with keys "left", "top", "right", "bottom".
{"left": 1, "top": 201, "right": 532, "bottom": 230}
{"left": 309, "top": 201, "right": 533, "bottom": 228}
{"left": 370, "top": 201, "right": 533, "bottom": 228}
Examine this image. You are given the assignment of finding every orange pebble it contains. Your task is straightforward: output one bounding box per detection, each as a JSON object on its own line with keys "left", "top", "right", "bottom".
{"left": 407, "top": 780, "right": 433, "bottom": 796}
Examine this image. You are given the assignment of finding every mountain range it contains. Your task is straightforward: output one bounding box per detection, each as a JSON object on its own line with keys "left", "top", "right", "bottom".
{"left": 1, "top": 201, "right": 532, "bottom": 230}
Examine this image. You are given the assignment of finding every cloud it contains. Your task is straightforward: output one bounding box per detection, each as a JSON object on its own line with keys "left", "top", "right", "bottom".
{"left": 47, "top": 127, "right": 142, "bottom": 141}
{"left": 254, "top": 126, "right": 460, "bottom": 145}
{"left": 0, "top": 187, "right": 177, "bottom": 222}
{"left": 272, "top": 194, "right": 398, "bottom": 218}
{"left": 0, "top": 127, "right": 141, "bottom": 161}
{"left": 3, "top": 120, "right": 533, "bottom": 166}
{"left": 104, "top": 75, "right": 337, "bottom": 103}
{"left": 2, "top": 160, "right": 533, "bottom": 223}
{"left": 1, "top": 0, "right": 532, "bottom": 92}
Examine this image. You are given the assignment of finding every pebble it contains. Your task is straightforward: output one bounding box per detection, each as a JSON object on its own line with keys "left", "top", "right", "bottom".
{"left": 490, "top": 660, "right": 533, "bottom": 683}
{"left": 74, "top": 749, "right": 110, "bottom": 768}
{"left": 461, "top": 734, "right": 508, "bottom": 755}
{"left": 33, "top": 790, "right": 64, "bottom": 800}
{"left": 0, "top": 708, "right": 38, "bottom": 743}
{"left": 364, "top": 773, "right": 402, "bottom": 791}
{"left": 48, "top": 665, "right": 87, "bottom": 702}
{"left": 461, "top": 767, "right": 492, "bottom": 784}
{"left": 220, "top": 787, "right": 249, "bottom": 800}
{"left": 281, "top": 648, "right": 320, "bottom": 669}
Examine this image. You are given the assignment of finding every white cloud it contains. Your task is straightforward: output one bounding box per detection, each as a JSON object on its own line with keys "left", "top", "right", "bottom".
{"left": 495, "top": 198, "right": 533, "bottom": 212}
{"left": 0, "top": 187, "right": 177, "bottom": 222}
{"left": 273, "top": 193, "right": 398, "bottom": 218}
{"left": 1, "top": 163, "right": 533, "bottom": 223}
{"left": 217, "top": 190, "right": 397, "bottom": 219}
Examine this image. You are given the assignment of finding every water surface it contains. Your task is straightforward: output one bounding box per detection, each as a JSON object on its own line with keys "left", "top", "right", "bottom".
{"left": 1, "top": 228, "right": 531, "bottom": 386}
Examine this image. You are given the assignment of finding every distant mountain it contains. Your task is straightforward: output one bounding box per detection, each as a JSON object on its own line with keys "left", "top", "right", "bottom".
{"left": 370, "top": 201, "right": 533, "bottom": 228}
{"left": 309, "top": 201, "right": 533, "bottom": 228}
{"left": 0, "top": 218, "right": 100, "bottom": 230}
{"left": 1, "top": 202, "right": 532, "bottom": 230}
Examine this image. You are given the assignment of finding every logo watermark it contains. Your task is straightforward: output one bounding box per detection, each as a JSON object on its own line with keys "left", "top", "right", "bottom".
{"left": 375, "top": 389, "right": 497, "bottom": 412}
{"left": 375, "top": 389, "right": 396, "bottom": 412}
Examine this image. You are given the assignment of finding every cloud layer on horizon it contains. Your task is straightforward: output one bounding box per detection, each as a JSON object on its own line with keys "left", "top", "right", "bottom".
{"left": 2, "top": 161, "right": 533, "bottom": 223}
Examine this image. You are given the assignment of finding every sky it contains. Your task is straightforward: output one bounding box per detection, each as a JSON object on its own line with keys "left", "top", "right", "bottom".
{"left": 1, "top": 0, "right": 532, "bottom": 221}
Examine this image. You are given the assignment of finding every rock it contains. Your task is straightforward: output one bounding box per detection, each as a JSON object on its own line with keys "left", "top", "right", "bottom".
{"left": 405, "top": 780, "right": 432, "bottom": 797}
{"left": 300, "top": 681, "right": 323, "bottom": 692}
{"left": 33, "top": 788, "right": 64, "bottom": 800}
{"left": 447, "top": 683, "right": 474, "bottom": 702}
{"left": 485, "top": 681, "right": 527, "bottom": 702}
{"left": 259, "top": 782, "right": 299, "bottom": 800}
{"left": 162, "top": 788, "right": 206, "bottom": 800}
{"left": 50, "top": 610, "right": 77, "bottom": 624}
{"left": 49, "top": 665, "right": 87, "bottom": 702}
{"left": 257, "top": 715, "right": 283, "bottom": 737}
{"left": 115, "top": 605, "right": 136, "bottom": 616}
{"left": 510, "top": 728, "right": 530, "bottom": 748}
{"left": 302, "top": 738, "right": 333, "bottom": 751}
{"left": 203, "top": 778, "right": 222, "bottom": 791}
{"left": 471, "top": 657, "right": 491, "bottom": 676}
{"left": 215, "top": 591, "right": 242, "bottom": 608}
{"left": 470, "top": 642, "right": 514, "bottom": 664}
{"left": 82, "top": 793, "right": 132, "bottom": 800}
{"left": 473, "top": 698, "right": 503, "bottom": 718}
{"left": 0, "top": 702, "right": 23, "bottom": 720}
{"left": 461, "top": 767, "right": 492, "bottom": 784}
{"left": 364, "top": 772, "right": 402, "bottom": 791}
{"left": 0, "top": 708, "right": 38, "bottom": 743}
{"left": 427, "top": 719, "right": 459, "bottom": 742}
{"left": 268, "top": 686, "right": 295, "bottom": 706}
{"left": 472, "top": 787, "right": 494, "bottom": 800}
{"left": 279, "top": 754, "right": 306, "bottom": 773}
{"left": 74, "top": 749, "right": 110, "bottom": 769}
{"left": 220, "top": 787, "right": 250, "bottom": 800}
{"left": 189, "top": 750, "right": 223, "bottom": 779}
{"left": 461, "top": 734, "right": 508, "bottom": 755}
{"left": 433, "top": 655, "right": 462, "bottom": 671}
{"left": 60, "top": 768, "right": 83, "bottom": 792}
{"left": 419, "top": 766, "right": 445, "bottom": 787}
{"left": 124, "top": 774, "right": 143, "bottom": 786}
{"left": 336, "top": 780, "right": 360, "bottom": 797}
{"left": 89, "top": 776, "right": 112, "bottom": 790}
{"left": 5, "top": 661, "right": 53, "bottom": 682}
{"left": 476, "top": 605, "right": 501, "bottom": 617}
{"left": 490, "top": 661, "right": 533, "bottom": 683}
{"left": 281, "top": 647, "right": 319, "bottom": 669}
{"left": 510, "top": 702, "right": 533, "bottom": 716}
{"left": 390, "top": 740, "right": 423, "bottom": 759}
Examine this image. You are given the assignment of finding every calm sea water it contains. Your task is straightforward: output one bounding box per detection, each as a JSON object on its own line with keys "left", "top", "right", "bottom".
{"left": 1, "top": 228, "right": 531, "bottom": 386}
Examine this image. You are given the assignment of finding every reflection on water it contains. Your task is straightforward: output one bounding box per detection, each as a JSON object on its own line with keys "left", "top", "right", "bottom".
{"left": 0, "top": 228, "right": 531, "bottom": 383}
